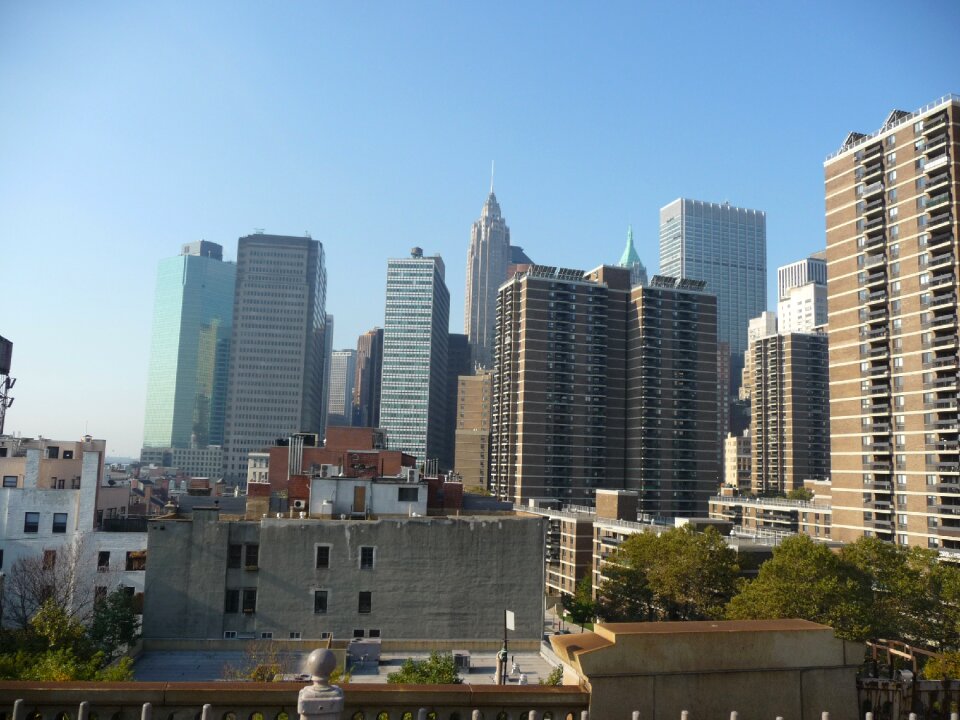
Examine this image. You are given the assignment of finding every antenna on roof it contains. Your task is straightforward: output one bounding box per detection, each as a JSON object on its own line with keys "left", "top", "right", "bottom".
{"left": 490, "top": 160, "right": 495, "bottom": 194}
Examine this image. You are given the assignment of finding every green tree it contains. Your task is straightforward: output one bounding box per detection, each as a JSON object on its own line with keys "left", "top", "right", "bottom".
{"left": 786, "top": 488, "right": 814, "bottom": 501}
{"left": 90, "top": 589, "right": 141, "bottom": 660}
{"left": 923, "top": 651, "right": 960, "bottom": 680}
{"left": 539, "top": 665, "right": 563, "bottom": 686}
{"left": 561, "top": 576, "right": 596, "bottom": 630}
{"left": 596, "top": 526, "right": 740, "bottom": 622}
{"left": 726, "top": 535, "right": 875, "bottom": 641}
{"left": 387, "top": 652, "right": 462, "bottom": 684}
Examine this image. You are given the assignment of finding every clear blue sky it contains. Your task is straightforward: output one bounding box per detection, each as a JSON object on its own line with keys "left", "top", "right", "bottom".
{"left": 1, "top": 1, "right": 958, "bottom": 457}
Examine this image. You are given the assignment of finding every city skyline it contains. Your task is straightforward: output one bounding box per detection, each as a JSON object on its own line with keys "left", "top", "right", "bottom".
{"left": 2, "top": 3, "right": 958, "bottom": 455}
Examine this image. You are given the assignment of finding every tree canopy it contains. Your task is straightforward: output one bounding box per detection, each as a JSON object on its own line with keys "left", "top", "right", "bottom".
{"left": 387, "top": 652, "right": 462, "bottom": 684}
{"left": 597, "top": 526, "right": 740, "bottom": 622}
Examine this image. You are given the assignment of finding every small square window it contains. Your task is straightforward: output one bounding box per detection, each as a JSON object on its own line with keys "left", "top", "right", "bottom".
{"left": 261, "top": 632, "right": 273, "bottom": 639}
{"left": 24, "top": 512, "right": 39, "bottom": 534}
{"left": 359, "top": 546, "right": 375, "bottom": 570}
{"left": 368, "top": 628, "right": 381, "bottom": 638}
{"left": 289, "top": 631, "right": 301, "bottom": 640}
{"left": 316, "top": 545, "right": 331, "bottom": 569}
{"left": 224, "top": 631, "right": 238, "bottom": 639}
{"left": 52, "top": 513, "right": 67, "bottom": 534}
{"left": 2, "top": 476, "right": 17, "bottom": 488}
{"left": 358, "top": 591, "right": 372, "bottom": 614}
{"left": 398, "top": 487, "right": 418, "bottom": 502}
{"left": 353, "top": 628, "right": 365, "bottom": 638}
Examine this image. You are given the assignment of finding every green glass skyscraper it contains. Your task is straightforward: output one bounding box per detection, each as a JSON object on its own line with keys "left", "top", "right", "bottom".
{"left": 142, "top": 241, "right": 236, "bottom": 450}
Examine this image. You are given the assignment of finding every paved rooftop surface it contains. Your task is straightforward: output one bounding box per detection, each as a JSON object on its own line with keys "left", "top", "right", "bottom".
{"left": 133, "top": 649, "right": 556, "bottom": 684}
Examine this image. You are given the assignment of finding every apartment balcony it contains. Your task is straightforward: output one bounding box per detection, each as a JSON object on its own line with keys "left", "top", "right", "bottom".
{"left": 924, "top": 113, "right": 949, "bottom": 134}
{"left": 930, "top": 273, "right": 956, "bottom": 289}
{"left": 871, "top": 421, "right": 892, "bottom": 433}
{"left": 863, "top": 365, "right": 889, "bottom": 377}
{"left": 864, "top": 480, "right": 892, "bottom": 491}
{"left": 929, "top": 253, "right": 955, "bottom": 269}
{"left": 867, "top": 402, "right": 890, "bottom": 414}
{"left": 863, "top": 143, "right": 884, "bottom": 159}
{"left": 929, "top": 461, "right": 960, "bottom": 473}
{"left": 925, "top": 377, "right": 958, "bottom": 390}
{"left": 923, "top": 336, "right": 959, "bottom": 351}
{"left": 927, "top": 193, "right": 952, "bottom": 211}
{"left": 938, "top": 526, "right": 960, "bottom": 538}
{"left": 926, "top": 154, "right": 951, "bottom": 173}
{"left": 860, "top": 327, "right": 888, "bottom": 341}
{"left": 864, "top": 216, "right": 885, "bottom": 231}
{"left": 928, "top": 440, "right": 960, "bottom": 451}
{"left": 863, "top": 460, "right": 892, "bottom": 472}
{"left": 923, "top": 355, "right": 958, "bottom": 370}
{"left": 862, "top": 346, "right": 889, "bottom": 360}
{"left": 862, "top": 181, "right": 884, "bottom": 198}
{"left": 927, "top": 172, "right": 951, "bottom": 193}
{"left": 928, "top": 212, "right": 953, "bottom": 231}
{"left": 923, "top": 398, "right": 957, "bottom": 410}
{"left": 922, "top": 314, "right": 957, "bottom": 330}
{"left": 925, "top": 133, "right": 949, "bottom": 154}
{"left": 863, "top": 198, "right": 885, "bottom": 217}
{"left": 928, "top": 231, "right": 954, "bottom": 249}
{"left": 864, "top": 271, "right": 887, "bottom": 287}
{"left": 928, "top": 293, "right": 957, "bottom": 309}
{"left": 863, "top": 232, "right": 886, "bottom": 250}
{"left": 863, "top": 518, "right": 893, "bottom": 530}
{"left": 926, "top": 417, "right": 959, "bottom": 430}
{"left": 865, "top": 384, "right": 890, "bottom": 396}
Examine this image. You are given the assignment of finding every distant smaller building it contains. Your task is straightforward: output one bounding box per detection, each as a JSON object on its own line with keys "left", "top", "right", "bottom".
{"left": 454, "top": 370, "right": 492, "bottom": 491}
{"left": 139, "top": 446, "right": 223, "bottom": 480}
{"left": 709, "top": 483, "right": 833, "bottom": 541}
{"left": 724, "top": 430, "right": 751, "bottom": 489}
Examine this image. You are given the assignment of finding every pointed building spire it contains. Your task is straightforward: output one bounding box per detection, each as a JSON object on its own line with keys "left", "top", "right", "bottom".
{"left": 619, "top": 224, "right": 647, "bottom": 287}
{"left": 490, "top": 160, "right": 495, "bottom": 194}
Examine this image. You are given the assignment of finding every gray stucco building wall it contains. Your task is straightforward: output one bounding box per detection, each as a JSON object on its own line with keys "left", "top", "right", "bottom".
{"left": 143, "top": 511, "right": 545, "bottom": 641}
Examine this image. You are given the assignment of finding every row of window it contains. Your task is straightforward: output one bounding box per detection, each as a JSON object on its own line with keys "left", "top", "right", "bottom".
{"left": 227, "top": 544, "right": 379, "bottom": 570}
{"left": 23, "top": 512, "right": 67, "bottom": 534}
{"left": 224, "top": 589, "right": 374, "bottom": 615}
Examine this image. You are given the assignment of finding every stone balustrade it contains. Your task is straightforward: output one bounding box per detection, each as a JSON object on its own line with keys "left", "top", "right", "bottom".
{"left": 0, "top": 683, "right": 589, "bottom": 720}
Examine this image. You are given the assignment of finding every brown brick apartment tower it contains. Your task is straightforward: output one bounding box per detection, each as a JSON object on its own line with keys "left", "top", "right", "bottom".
{"left": 825, "top": 95, "right": 960, "bottom": 551}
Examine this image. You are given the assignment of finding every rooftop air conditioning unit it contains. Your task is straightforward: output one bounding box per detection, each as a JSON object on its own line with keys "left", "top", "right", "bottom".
{"left": 293, "top": 499, "right": 306, "bottom": 510}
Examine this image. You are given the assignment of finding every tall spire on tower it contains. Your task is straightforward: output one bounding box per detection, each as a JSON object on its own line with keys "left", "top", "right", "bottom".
{"left": 490, "top": 160, "right": 495, "bottom": 194}
{"left": 619, "top": 224, "right": 648, "bottom": 287}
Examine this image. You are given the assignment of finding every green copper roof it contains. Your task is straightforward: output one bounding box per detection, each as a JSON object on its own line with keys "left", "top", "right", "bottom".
{"left": 619, "top": 225, "right": 641, "bottom": 266}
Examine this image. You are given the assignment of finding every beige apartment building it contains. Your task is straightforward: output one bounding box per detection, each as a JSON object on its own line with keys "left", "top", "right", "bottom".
{"left": 453, "top": 370, "right": 492, "bottom": 491}
{"left": 724, "top": 430, "right": 751, "bottom": 488}
{"left": 490, "top": 266, "right": 718, "bottom": 514}
{"left": 825, "top": 94, "right": 960, "bottom": 552}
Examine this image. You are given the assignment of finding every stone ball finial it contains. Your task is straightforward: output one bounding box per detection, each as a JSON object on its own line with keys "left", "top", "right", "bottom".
{"left": 305, "top": 648, "right": 337, "bottom": 686}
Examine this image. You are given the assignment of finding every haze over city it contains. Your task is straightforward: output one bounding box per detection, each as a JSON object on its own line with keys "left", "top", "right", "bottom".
{"left": 2, "top": 1, "right": 958, "bottom": 455}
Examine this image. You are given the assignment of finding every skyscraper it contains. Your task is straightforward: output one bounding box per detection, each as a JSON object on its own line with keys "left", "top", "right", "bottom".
{"left": 750, "top": 331, "right": 831, "bottom": 495}
{"left": 618, "top": 225, "right": 648, "bottom": 287}
{"left": 222, "top": 233, "right": 327, "bottom": 484}
{"left": 142, "top": 241, "right": 235, "bottom": 451}
{"left": 489, "top": 265, "right": 718, "bottom": 513}
{"left": 659, "top": 198, "right": 766, "bottom": 391}
{"left": 379, "top": 248, "right": 450, "bottom": 464}
{"left": 352, "top": 327, "right": 384, "bottom": 428}
{"left": 326, "top": 349, "right": 357, "bottom": 428}
{"left": 825, "top": 94, "right": 960, "bottom": 551}
{"left": 465, "top": 187, "right": 511, "bottom": 368}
